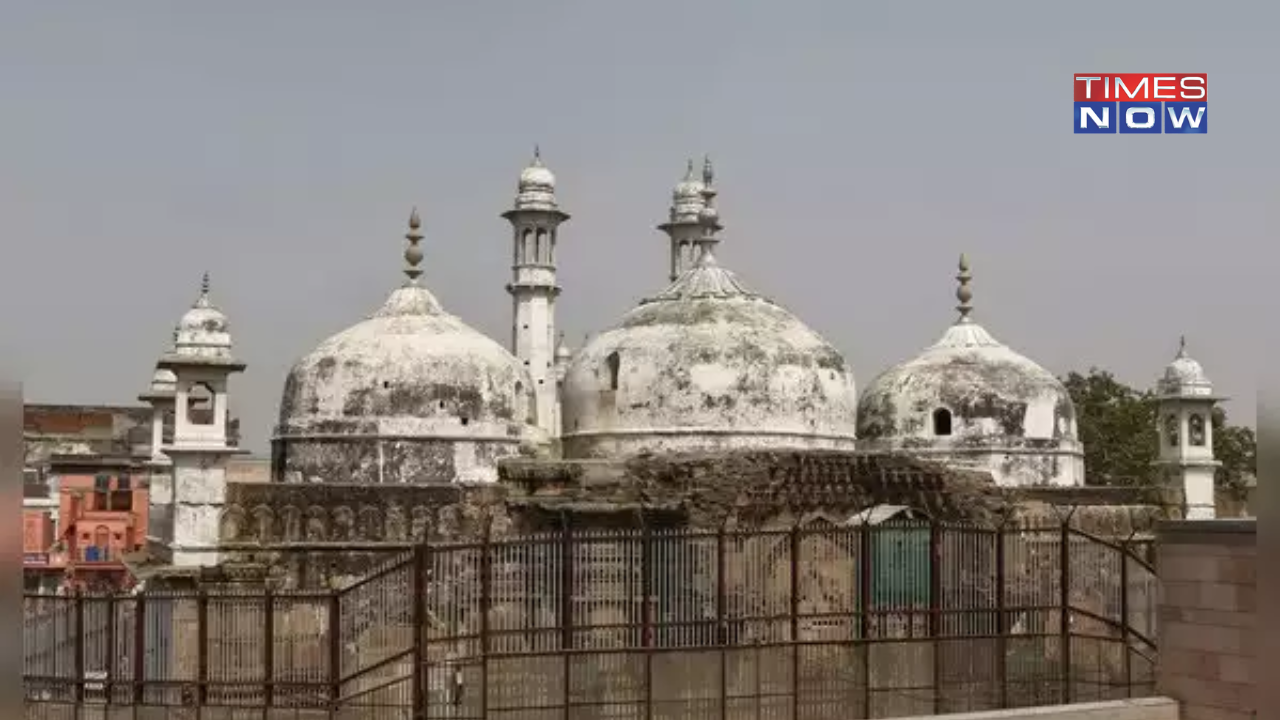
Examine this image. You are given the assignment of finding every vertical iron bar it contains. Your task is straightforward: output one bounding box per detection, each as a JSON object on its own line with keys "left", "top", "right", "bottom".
{"left": 641, "top": 524, "right": 653, "bottom": 720}
{"left": 859, "top": 524, "right": 872, "bottom": 717}
{"left": 328, "top": 591, "right": 341, "bottom": 709}
{"left": 196, "top": 590, "right": 208, "bottom": 707}
{"left": 105, "top": 595, "right": 116, "bottom": 705}
{"left": 480, "top": 528, "right": 492, "bottom": 720}
{"left": 560, "top": 519, "right": 574, "bottom": 720}
{"left": 72, "top": 591, "right": 85, "bottom": 704}
{"left": 1059, "top": 522, "right": 1072, "bottom": 704}
{"left": 995, "top": 527, "right": 1008, "bottom": 709}
{"left": 930, "top": 522, "right": 943, "bottom": 715}
{"left": 262, "top": 589, "right": 275, "bottom": 708}
{"left": 1119, "top": 540, "right": 1132, "bottom": 698}
{"left": 133, "top": 595, "right": 146, "bottom": 705}
{"left": 789, "top": 526, "right": 801, "bottom": 720}
{"left": 412, "top": 546, "right": 428, "bottom": 718}
{"left": 717, "top": 527, "right": 727, "bottom": 720}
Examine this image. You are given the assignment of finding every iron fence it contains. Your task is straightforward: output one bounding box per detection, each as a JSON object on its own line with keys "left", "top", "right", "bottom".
{"left": 23, "top": 521, "right": 1158, "bottom": 719}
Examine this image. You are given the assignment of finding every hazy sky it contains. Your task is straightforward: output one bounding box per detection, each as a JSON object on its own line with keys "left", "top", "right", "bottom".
{"left": 2, "top": 2, "right": 1272, "bottom": 454}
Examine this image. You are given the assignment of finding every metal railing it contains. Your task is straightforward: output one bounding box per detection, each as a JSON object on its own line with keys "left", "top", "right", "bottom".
{"left": 23, "top": 521, "right": 1158, "bottom": 719}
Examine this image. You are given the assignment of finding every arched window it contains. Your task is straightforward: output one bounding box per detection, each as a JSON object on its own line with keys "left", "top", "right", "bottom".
{"left": 186, "top": 383, "right": 215, "bottom": 425}
{"left": 1164, "top": 414, "right": 1179, "bottom": 447}
{"left": 606, "top": 352, "right": 621, "bottom": 391}
{"left": 1189, "top": 414, "right": 1206, "bottom": 446}
{"left": 932, "top": 408, "right": 953, "bottom": 436}
{"left": 521, "top": 228, "right": 533, "bottom": 264}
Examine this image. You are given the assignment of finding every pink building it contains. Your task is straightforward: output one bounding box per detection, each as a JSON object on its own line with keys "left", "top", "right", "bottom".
{"left": 47, "top": 455, "right": 149, "bottom": 593}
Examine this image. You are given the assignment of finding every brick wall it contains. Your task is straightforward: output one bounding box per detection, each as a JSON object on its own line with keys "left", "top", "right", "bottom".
{"left": 1156, "top": 519, "right": 1256, "bottom": 719}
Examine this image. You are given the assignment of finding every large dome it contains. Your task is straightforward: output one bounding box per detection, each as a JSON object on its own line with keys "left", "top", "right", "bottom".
{"left": 273, "top": 211, "right": 538, "bottom": 485}
{"left": 856, "top": 256, "right": 1083, "bottom": 487}
{"left": 560, "top": 166, "right": 857, "bottom": 459}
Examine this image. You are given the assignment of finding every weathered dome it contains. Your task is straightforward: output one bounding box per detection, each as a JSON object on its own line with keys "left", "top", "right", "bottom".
{"left": 1157, "top": 337, "right": 1213, "bottom": 396}
{"left": 273, "top": 211, "right": 538, "bottom": 485}
{"left": 669, "top": 159, "right": 706, "bottom": 221}
{"left": 520, "top": 160, "right": 555, "bottom": 191}
{"left": 173, "top": 273, "right": 233, "bottom": 360}
{"left": 856, "top": 256, "right": 1083, "bottom": 487}
{"left": 512, "top": 147, "right": 559, "bottom": 213}
{"left": 149, "top": 366, "right": 177, "bottom": 394}
{"left": 560, "top": 167, "right": 857, "bottom": 459}
{"left": 278, "top": 285, "right": 536, "bottom": 435}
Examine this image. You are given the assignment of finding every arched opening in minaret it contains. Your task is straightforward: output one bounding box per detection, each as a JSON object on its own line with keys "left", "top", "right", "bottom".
{"left": 186, "top": 382, "right": 215, "bottom": 426}
{"left": 1188, "top": 414, "right": 1206, "bottom": 446}
{"left": 1165, "top": 414, "right": 1179, "bottom": 447}
{"left": 932, "top": 408, "right": 953, "bottom": 436}
{"left": 606, "top": 352, "right": 621, "bottom": 391}
{"left": 521, "top": 229, "right": 533, "bottom": 264}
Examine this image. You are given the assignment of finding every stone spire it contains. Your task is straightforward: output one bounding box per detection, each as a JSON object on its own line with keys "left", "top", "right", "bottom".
{"left": 404, "top": 207, "right": 424, "bottom": 283}
{"left": 693, "top": 156, "right": 722, "bottom": 263}
{"left": 955, "top": 253, "right": 973, "bottom": 323}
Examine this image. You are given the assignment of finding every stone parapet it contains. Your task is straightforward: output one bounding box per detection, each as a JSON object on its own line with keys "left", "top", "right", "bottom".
{"left": 1155, "top": 519, "right": 1256, "bottom": 719}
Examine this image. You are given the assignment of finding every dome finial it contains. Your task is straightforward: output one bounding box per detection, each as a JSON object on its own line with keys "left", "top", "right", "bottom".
{"left": 194, "top": 272, "right": 211, "bottom": 308}
{"left": 532, "top": 144, "right": 543, "bottom": 166}
{"left": 702, "top": 155, "right": 715, "bottom": 186}
{"left": 1177, "top": 334, "right": 1187, "bottom": 358}
{"left": 684, "top": 158, "right": 696, "bottom": 180}
{"left": 955, "top": 253, "right": 974, "bottom": 322}
{"left": 404, "top": 207, "right": 425, "bottom": 283}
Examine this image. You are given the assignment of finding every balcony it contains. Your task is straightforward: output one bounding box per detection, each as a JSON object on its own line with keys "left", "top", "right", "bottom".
{"left": 72, "top": 546, "right": 122, "bottom": 566}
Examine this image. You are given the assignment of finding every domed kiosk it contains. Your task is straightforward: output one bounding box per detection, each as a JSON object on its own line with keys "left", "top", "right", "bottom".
{"left": 560, "top": 159, "right": 859, "bottom": 459}
{"left": 272, "top": 210, "right": 540, "bottom": 485}
{"left": 856, "top": 255, "right": 1084, "bottom": 487}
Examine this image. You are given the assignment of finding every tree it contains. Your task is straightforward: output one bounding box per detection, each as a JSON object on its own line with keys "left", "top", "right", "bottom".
{"left": 1061, "top": 368, "right": 1256, "bottom": 487}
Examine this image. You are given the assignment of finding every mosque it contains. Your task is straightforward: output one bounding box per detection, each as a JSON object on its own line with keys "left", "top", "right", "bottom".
{"left": 135, "top": 151, "right": 1223, "bottom": 570}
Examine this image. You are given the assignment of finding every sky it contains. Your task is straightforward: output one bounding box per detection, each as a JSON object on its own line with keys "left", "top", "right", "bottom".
{"left": 1, "top": 1, "right": 1273, "bottom": 454}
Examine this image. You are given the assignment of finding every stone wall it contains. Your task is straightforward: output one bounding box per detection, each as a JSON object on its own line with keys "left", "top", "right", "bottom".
{"left": 212, "top": 449, "right": 1176, "bottom": 590}
{"left": 1155, "top": 519, "right": 1256, "bottom": 719}
{"left": 889, "top": 698, "right": 1178, "bottom": 720}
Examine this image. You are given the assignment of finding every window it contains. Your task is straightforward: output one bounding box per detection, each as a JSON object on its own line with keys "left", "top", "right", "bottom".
{"left": 186, "top": 382, "right": 216, "bottom": 425}
{"left": 107, "top": 491, "right": 132, "bottom": 512}
{"left": 1189, "top": 414, "right": 1206, "bottom": 446}
{"left": 606, "top": 352, "right": 621, "bottom": 391}
{"left": 932, "top": 408, "right": 953, "bottom": 436}
{"left": 1164, "top": 414, "right": 1179, "bottom": 447}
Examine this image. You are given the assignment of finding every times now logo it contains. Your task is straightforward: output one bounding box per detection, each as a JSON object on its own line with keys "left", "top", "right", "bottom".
{"left": 1074, "top": 74, "right": 1207, "bottom": 134}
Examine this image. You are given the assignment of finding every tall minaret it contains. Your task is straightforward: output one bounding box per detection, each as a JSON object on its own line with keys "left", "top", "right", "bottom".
{"left": 657, "top": 159, "right": 715, "bottom": 281}
{"left": 156, "top": 273, "right": 247, "bottom": 566}
{"left": 502, "top": 147, "right": 569, "bottom": 437}
{"left": 1153, "top": 337, "right": 1223, "bottom": 520}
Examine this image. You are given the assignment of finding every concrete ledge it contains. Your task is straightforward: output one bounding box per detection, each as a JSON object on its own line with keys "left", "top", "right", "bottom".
{"left": 1157, "top": 519, "right": 1256, "bottom": 545}
{"left": 891, "top": 697, "right": 1179, "bottom": 720}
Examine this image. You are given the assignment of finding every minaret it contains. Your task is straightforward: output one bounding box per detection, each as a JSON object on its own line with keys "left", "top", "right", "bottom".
{"left": 156, "top": 273, "right": 247, "bottom": 566}
{"left": 1153, "top": 337, "right": 1223, "bottom": 519}
{"left": 138, "top": 333, "right": 177, "bottom": 556}
{"left": 502, "top": 147, "right": 569, "bottom": 437}
{"left": 657, "top": 159, "right": 716, "bottom": 281}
